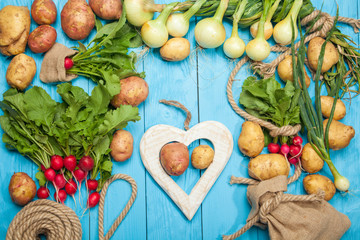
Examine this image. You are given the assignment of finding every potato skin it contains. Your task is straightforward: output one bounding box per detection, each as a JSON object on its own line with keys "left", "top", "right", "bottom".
{"left": 9, "top": 172, "right": 36, "bottom": 206}
{"left": 6, "top": 54, "right": 36, "bottom": 90}
{"left": 238, "top": 121, "right": 264, "bottom": 157}
{"left": 248, "top": 154, "right": 290, "bottom": 180}
{"left": 320, "top": 96, "right": 346, "bottom": 120}
{"left": 191, "top": 145, "right": 214, "bottom": 169}
{"left": 31, "top": 0, "right": 57, "bottom": 25}
{"left": 61, "top": 0, "right": 95, "bottom": 40}
{"left": 308, "top": 37, "right": 339, "bottom": 73}
{"left": 28, "top": 25, "right": 57, "bottom": 53}
{"left": 278, "top": 55, "right": 310, "bottom": 88}
{"left": 160, "top": 38, "right": 190, "bottom": 62}
{"left": 89, "top": 0, "right": 122, "bottom": 20}
{"left": 323, "top": 119, "right": 355, "bottom": 150}
{"left": 303, "top": 174, "right": 336, "bottom": 201}
{"left": 160, "top": 142, "right": 189, "bottom": 176}
{"left": 110, "top": 130, "right": 133, "bottom": 162}
{"left": 301, "top": 143, "right": 324, "bottom": 173}
{"left": 111, "top": 76, "right": 149, "bottom": 107}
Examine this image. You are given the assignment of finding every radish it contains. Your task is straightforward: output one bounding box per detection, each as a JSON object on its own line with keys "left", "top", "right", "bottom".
{"left": 78, "top": 156, "right": 94, "bottom": 172}
{"left": 54, "top": 189, "right": 67, "bottom": 203}
{"left": 50, "top": 155, "right": 64, "bottom": 170}
{"left": 41, "top": 165, "right": 47, "bottom": 172}
{"left": 267, "top": 143, "right": 280, "bottom": 153}
{"left": 74, "top": 168, "right": 86, "bottom": 183}
{"left": 64, "top": 155, "right": 77, "bottom": 171}
{"left": 292, "top": 136, "right": 303, "bottom": 146}
{"left": 54, "top": 174, "right": 66, "bottom": 189}
{"left": 288, "top": 157, "right": 300, "bottom": 165}
{"left": 289, "top": 145, "right": 301, "bottom": 157}
{"left": 65, "top": 179, "right": 77, "bottom": 195}
{"left": 280, "top": 144, "right": 290, "bottom": 155}
{"left": 44, "top": 168, "right": 56, "bottom": 182}
{"left": 64, "top": 57, "right": 74, "bottom": 70}
{"left": 37, "top": 186, "right": 50, "bottom": 199}
{"left": 87, "top": 192, "right": 100, "bottom": 208}
{"left": 86, "top": 179, "right": 98, "bottom": 191}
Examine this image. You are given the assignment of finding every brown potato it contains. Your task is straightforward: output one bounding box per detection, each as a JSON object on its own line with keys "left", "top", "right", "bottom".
{"left": 248, "top": 154, "right": 290, "bottom": 181}
{"left": 320, "top": 96, "right": 346, "bottom": 120}
{"left": 31, "top": 0, "right": 57, "bottom": 25}
{"left": 28, "top": 25, "right": 57, "bottom": 53}
{"left": 0, "top": 6, "right": 30, "bottom": 56}
{"left": 238, "top": 121, "right": 264, "bottom": 157}
{"left": 6, "top": 54, "right": 36, "bottom": 90}
{"left": 160, "top": 142, "right": 189, "bottom": 176}
{"left": 323, "top": 119, "right": 355, "bottom": 150}
{"left": 9, "top": 172, "right": 36, "bottom": 206}
{"left": 160, "top": 38, "right": 190, "bottom": 62}
{"left": 303, "top": 174, "right": 336, "bottom": 201}
{"left": 301, "top": 143, "right": 324, "bottom": 173}
{"left": 308, "top": 37, "right": 339, "bottom": 73}
{"left": 110, "top": 130, "right": 134, "bottom": 162}
{"left": 89, "top": 0, "right": 122, "bottom": 20}
{"left": 191, "top": 145, "right": 214, "bottom": 169}
{"left": 61, "top": 0, "right": 95, "bottom": 40}
{"left": 278, "top": 55, "right": 310, "bottom": 88}
{"left": 111, "top": 76, "right": 149, "bottom": 107}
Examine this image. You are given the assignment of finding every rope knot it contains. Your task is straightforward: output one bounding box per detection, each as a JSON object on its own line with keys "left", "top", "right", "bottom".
{"left": 259, "top": 191, "right": 284, "bottom": 224}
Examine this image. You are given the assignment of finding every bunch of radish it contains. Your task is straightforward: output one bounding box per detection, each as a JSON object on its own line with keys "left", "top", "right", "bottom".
{"left": 267, "top": 136, "right": 303, "bottom": 164}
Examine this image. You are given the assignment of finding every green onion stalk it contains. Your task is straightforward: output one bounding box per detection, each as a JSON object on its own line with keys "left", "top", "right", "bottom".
{"left": 292, "top": 12, "right": 350, "bottom": 192}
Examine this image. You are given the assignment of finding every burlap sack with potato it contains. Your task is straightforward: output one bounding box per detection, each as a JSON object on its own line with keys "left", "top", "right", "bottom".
{"left": 40, "top": 43, "right": 78, "bottom": 83}
{"left": 223, "top": 175, "right": 351, "bottom": 240}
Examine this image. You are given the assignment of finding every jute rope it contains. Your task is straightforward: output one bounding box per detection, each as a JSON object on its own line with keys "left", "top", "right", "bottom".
{"left": 222, "top": 164, "right": 324, "bottom": 240}
{"left": 227, "top": 10, "right": 360, "bottom": 137}
{"left": 98, "top": 174, "right": 137, "bottom": 240}
{"left": 6, "top": 199, "right": 82, "bottom": 240}
{"left": 160, "top": 99, "right": 192, "bottom": 130}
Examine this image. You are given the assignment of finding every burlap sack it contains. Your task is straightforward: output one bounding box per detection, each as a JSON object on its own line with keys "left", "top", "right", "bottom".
{"left": 40, "top": 43, "right": 78, "bottom": 83}
{"left": 223, "top": 174, "right": 351, "bottom": 240}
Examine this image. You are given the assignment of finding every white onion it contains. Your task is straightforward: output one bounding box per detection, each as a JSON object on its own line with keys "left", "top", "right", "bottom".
{"left": 250, "top": 21, "right": 273, "bottom": 40}
{"left": 223, "top": 37, "right": 245, "bottom": 59}
{"left": 246, "top": 38, "right": 270, "bottom": 61}
{"left": 124, "top": 0, "right": 164, "bottom": 27}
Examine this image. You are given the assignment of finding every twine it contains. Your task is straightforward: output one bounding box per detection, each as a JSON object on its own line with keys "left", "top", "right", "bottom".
{"left": 98, "top": 174, "right": 137, "bottom": 240}
{"left": 223, "top": 164, "right": 325, "bottom": 240}
{"left": 227, "top": 10, "right": 360, "bottom": 137}
{"left": 160, "top": 99, "right": 192, "bottom": 130}
{"left": 6, "top": 199, "right": 82, "bottom": 240}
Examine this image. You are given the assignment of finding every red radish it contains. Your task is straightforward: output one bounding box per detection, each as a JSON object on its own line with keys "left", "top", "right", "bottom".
{"left": 267, "top": 143, "right": 280, "bottom": 153}
{"left": 87, "top": 179, "right": 98, "bottom": 191}
{"left": 64, "top": 155, "right": 77, "bottom": 171}
{"left": 54, "top": 189, "right": 67, "bottom": 203}
{"left": 65, "top": 179, "right": 77, "bottom": 195}
{"left": 64, "top": 57, "right": 74, "bottom": 70}
{"left": 44, "top": 168, "right": 56, "bottom": 182}
{"left": 292, "top": 136, "right": 303, "bottom": 146}
{"left": 78, "top": 156, "right": 94, "bottom": 172}
{"left": 87, "top": 192, "right": 100, "bottom": 208}
{"left": 288, "top": 157, "right": 300, "bottom": 165}
{"left": 41, "top": 165, "right": 47, "bottom": 172}
{"left": 289, "top": 145, "right": 301, "bottom": 157}
{"left": 280, "top": 144, "right": 290, "bottom": 155}
{"left": 54, "top": 174, "right": 66, "bottom": 189}
{"left": 37, "top": 187, "right": 50, "bottom": 199}
{"left": 74, "top": 168, "right": 86, "bottom": 182}
{"left": 51, "top": 155, "right": 64, "bottom": 170}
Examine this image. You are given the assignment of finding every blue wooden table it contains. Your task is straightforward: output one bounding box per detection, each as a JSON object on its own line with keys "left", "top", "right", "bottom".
{"left": 1, "top": 0, "right": 359, "bottom": 239}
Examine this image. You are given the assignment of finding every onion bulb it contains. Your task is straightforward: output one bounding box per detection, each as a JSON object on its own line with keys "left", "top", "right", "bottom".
{"left": 166, "top": 0, "right": 206, "bottom": 37}
{"left": 141, "top": 2, "right": 178, "bottom": 48}
{"left": 194, "top": 0, "right": 229, "bottom": 48}
{"left": 124, "top": 0, "right": 165, "bottom": 27}
{"left": 273, "top": 0, "right": 303, "bottom": 45}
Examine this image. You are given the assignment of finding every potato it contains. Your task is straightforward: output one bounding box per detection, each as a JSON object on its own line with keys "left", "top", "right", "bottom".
{"left": 160, "top": 38, "right": 190, "bottom": 62}
{"left": 301, "top": 143, "right": 324, "bottom": 173}
{"left": 31, "top": 0, "right": 57, "bottom": 25}
{"left": 323, "top": 119, "right": 355, "bottom": 150}
{"left": 61, "top": 0, "right": 95, "bottom": 40}
{"left": 111, "top": 76, "right": 149, "bottom": 107}
{"left": 248, "top": 154, "right": 290, "bottom": 181}
{"left": 191, "top": 145, "right": 214, "bottom": 169}
{"left": 303, "top": 174, "right": 336, "bottom": 201}
{"left": 160, "top": 142, "right": 189, "bottom": 176}
{"left": 110, "top": 130, "right": 133, "bottom": 162}
{"left": 0, "top": 6, "right": 30, "bottom": 56}
{"left": 28, "top": 25, "right": 57, "bottom": 53}
{"left": 238, "top": 121, "right": 264, "bottom": 157}
{"left": 320, "top": 96, "right": 346, "bottom": 120}
{"left": 308, "top": 37, "right": 339, "bottom": 73}
{"left": 9, "top": 172, "right": 36, "bottom": 206}
{"left": 6, "top": 54, "right": 36, "bottom": 90}
{"left": 89, "top": 0, "right": 122, "bottom": 20}
{"left": 278, "top": 55, "right": 310, "bottom": 88}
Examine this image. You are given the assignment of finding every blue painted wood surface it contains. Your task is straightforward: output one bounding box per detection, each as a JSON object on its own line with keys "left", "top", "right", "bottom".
{"left": 0, "top": 0, "right": 359, "bottom": 239}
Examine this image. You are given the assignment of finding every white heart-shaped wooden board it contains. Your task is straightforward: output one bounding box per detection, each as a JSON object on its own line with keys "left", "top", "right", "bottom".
{"left": 140, "top": 121, "right": 233, "bottom": 220}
